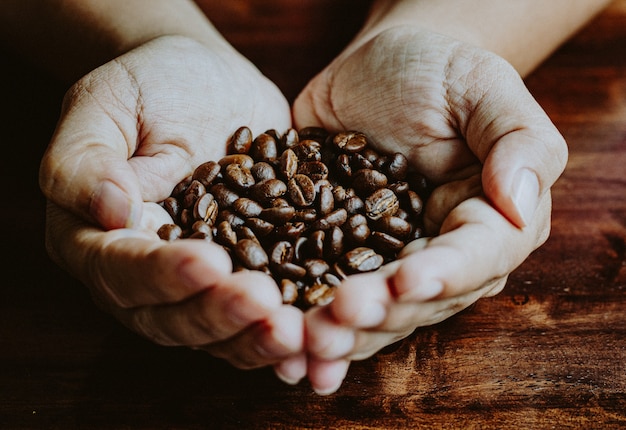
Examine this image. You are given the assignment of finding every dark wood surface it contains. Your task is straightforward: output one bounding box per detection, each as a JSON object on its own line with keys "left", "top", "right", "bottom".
{"left": 1, "top": 2, "right": 625, "bottom": 429}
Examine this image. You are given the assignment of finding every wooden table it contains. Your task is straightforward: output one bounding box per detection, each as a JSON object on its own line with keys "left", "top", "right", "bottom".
{"left": 1, "top": 2, "right": 625, "bottom": 429}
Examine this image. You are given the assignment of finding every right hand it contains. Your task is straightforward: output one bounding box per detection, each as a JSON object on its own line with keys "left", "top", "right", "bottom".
{"left": 39, "top": 35, "right": 307, "bottom": 383}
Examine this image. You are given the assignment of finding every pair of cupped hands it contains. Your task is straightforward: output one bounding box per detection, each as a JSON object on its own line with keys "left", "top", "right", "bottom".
{"left": 40, "top": 27, "right": 567, "bottom": 395}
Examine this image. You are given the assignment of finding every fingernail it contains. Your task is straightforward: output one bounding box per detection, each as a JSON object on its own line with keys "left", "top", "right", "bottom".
{"left": 91, "top": 180, "right": 139, "bottom": 229}
{"left": 511, "top": 168, "right": 539, "bottom": 228}
{"left": 396, "top": 280, "right": 443, "bottom": 302}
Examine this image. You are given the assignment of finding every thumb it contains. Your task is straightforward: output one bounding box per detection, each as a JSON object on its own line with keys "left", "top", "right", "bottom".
{"left": 39, "top": 78, "right": 143, "bottom": 230}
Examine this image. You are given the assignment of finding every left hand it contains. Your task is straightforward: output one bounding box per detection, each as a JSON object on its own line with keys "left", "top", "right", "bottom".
{"left": 293, "top": 27, "right": 567, "bottom": 394}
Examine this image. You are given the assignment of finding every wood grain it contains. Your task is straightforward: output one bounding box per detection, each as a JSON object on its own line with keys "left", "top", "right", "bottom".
{"left": 1, "top": 1, "right": 625, "bottom": 429}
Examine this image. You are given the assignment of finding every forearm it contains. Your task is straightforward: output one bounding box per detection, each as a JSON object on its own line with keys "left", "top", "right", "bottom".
{"left": 355, "top": 0, "right": 613, "bottom": 76}
{"left": 0, "top": 0, "right": 232, "bottom": 82}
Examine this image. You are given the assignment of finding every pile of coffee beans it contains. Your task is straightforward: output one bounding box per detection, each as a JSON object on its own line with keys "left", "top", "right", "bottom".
{"left": 157, "top": 126, "right": 430, "bottom": 309}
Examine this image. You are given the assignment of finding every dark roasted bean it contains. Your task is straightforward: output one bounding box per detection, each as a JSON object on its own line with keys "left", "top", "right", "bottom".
{"left": 333, "top": 131, "right": 368, "bottom": 153}
{"left": 304, "top": 259, "right": 330, "bottom": 279}
{"left": 318, "top": 183, "right": 334, "bottom": 215}
{"left": 325, "top": 226, "right": 344, "bottom": 260}
{"left": 406, "top": 190, "right": 424, "bottom": 216}
{"left": 322, "top": 272, "right": 342, "bottom": 288}
{"left": 215, "top": 220, "right": 237, "bottom": 247}
{"left": 237, "top": 226, "right": 259, "bottom": 242}
{"left": 249, "top": 178, "right": 287, "bottom": 203}
{"left": 279, "top": 148, "right": 299, "bottom": 179}
{"left": 269, "top": 241, "right": 294, "bottom": 265}
{"left": 280, "top": 128, "right": 299, "bottom": 150}
{"left": 191, "top": 220, "right": 212, "bottom": 235}
{"left": 388, "top": 181, "right": 410, "bottom": 196}
{"left": 293, "top": 140, "right": 322, "bottom": 161}
{"left": 232, "top": 197, "right": 263, "bottom": 218}
{"left": 294, "top": 208, "right": 317, "bottom": 223}
{"left": 250, "top": 133, "right": 278, "bottom": 162}
{"left": 370, "top": 231, "right": 405, "bottom": 253}
{"left": 224, "top": 163, "right": 255, "bottom": 191}
{"left": 343, "top": 247, "right": 384, "bottom": 273}
{"left": 162, "top": 196, "right": 180, "bottom": 222}
{"left": 188, "top": 230, "right": 212, "bottom": 240}
{"left": 384, "top": 152, "right": 409, "bottom": 181}
{"left": 297, "top": 161, "right": 328, "bottom": 181}
{"left": 172, "top": 175, "right": 192, "bottom": 198}
{"left": 308, "top": 230, "right": 325, "bottom": 259}
{"left": 210, "top": 183, "right": 239, "bottom": 208}
{"left": 182, "top": 180, "right": 206, "bottom": 208}
{"left": 245, "top": 217, "right": 274, "bottom": 237}
{"left": 273, "top": 222, "right": 306, "bottom": 241}
{"left": 250, "top": 162, "right": 276, "bottom": 182}
{"left": 157, "top": 224, "right": 182, "bottom": 241}
{"left": 275, "top": 263, "right": 307, "bottom": 281}
{"left": 234, "top": 239, "right": 268, "bottom": 270}
{"left": 288, "top": 174, "right": 316, "bottom": 207}
{"left": 227, "top": 126, "right": 253, "bottom": 154}
{"left": 365, "top": 188, "right": 399, "bottom": 220}
{"left": 260, "top": 206, "right": 295, "bottom": 224}
{"left": 192, "top": 161, "right": 221, "bottom": 188}
{"left": 219, "top": 154, "right": 254, "bottom": 170}
{"left": 193, "top": 192, "right": 218, "bottom": 224}
{"left": 304, "top": 282, "right": 335, "bottom": 306}
{"left": 217, "top": 209, "right": 245, "bottom": 229}
{"left": 343, "top": 195, "right": 364, "bottom": 215}
{"left": 345, "top": 214, "right": 370, "bottom": 245}
{"left": 311, "top": 208, "right": 347, "bottom": 230}
{"left": 351, "top": 152, "right": 374, "bottom": 171}
{"left": 280, "top": 279, "right": 300, "bottom": 304}
{"left": 298, "top": 126, "right": 329, "bottom": 142}
{"left": 352, "top": 169, "right": 388, "bottom": 196}
{"left": 336, "top": 153, "right": 352, "bottom": 177}
{"left": 374, "top": 216, "right": 412, "bottom": 239}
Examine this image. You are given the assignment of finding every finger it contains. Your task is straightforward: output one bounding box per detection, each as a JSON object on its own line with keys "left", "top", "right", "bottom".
{"left": 392, "top": 193, "right": 551, "bottom": 302}
{"left": 45, "top": 202, "right": 232, "bottom": 309}
{"left": 198, "top": 304, "right": 304, "bottom": 369}
{"left": 274, "top": 353, "right": 308, "bottom": 385}
{"left": 453, "top": 54, "right": 568, "bottom": 228}
{"left": 307, "top": 358, "right": 351, "bottom": 396}
{"left": 123, "top": 271, "right": 285, "bottom": 347}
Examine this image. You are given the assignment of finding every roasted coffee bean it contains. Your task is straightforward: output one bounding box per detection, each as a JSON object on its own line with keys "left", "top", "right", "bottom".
{"left": 344, "top": 214, "right": 371, "bottom": 245}
{"left": 406, "top": 190, "right": 424, "bottom": 216}
{"left": 311, "top": 208, "right": 348, "bottom": 230}
{"left": 304, "top": 259, "right": 330, "bottom": 279}
{"left": 324, "top": 226, "right": 344, "bottom": 260}
{"left": 217, "top": 209, "right": 245, "bottom": 229}
{"left": 322, "top": 272, "right": 342, "bottom": 288}
{"left": 279, "top": 148, "right": 299, "bottom": 179}
{"left": 343, "top": 247, "right": 384, "bottom": 273}
{"left": 365, "top": 188, "right": 399, "bottom": 220}
{"left": 179, "top": 208, "right": 194, "bottom": 229}
{"left": 336, "top": 153, "right": 352, "bottom": 177}
{"left": 250, "top": 133, "right": 278, "bottom": 162}
{"left": 249, "top": 178, "right": 287, "bottom": 203}
{"left": 298, "top": 126, "right": 329, "bottom": 142}
{"left": 157, "top": 224, "right": 182, "bottom": 241}
{"left": 333, "top": 131, "right": 368, "bottom": 153}
{"left": 374, "top": 216, "right": 412, "bottom": 239}
{"left": 182, "top": 180, "right": 206, "bottom": 209}
{"left": 234, "top": 239, "right": 268, "bottom": 270}
{"left": 172, "top": 175, "right": 192, "bottom": 198}
{"left": 304, "top": 282, "right": 335, "bottom": 307}
{"left": 227, "top": 126, "right": 253, "bottom": 154}
{"left": 275, "top": 263, "right": 307, "bottom": 281}
{"left": 224, "top": 163, "right": 255, "bottom": 191}
{"left": 269, "top": 241, "right": 294, "bottom": 265}
{"left": 343, "top": 195, "right": 364, "bottom": 215}
{"left": 192, "top": 161, "right": 221, "bottom": 188}
{"left": 232, "top": 197, "right": 263, "bottom": 218}
{"left": 288, "top": 174, "right": 316, "bottom": 207}
{"left": 271, "top": 197, "right": 291, "bottom": 208}
{"left": 351, "top": 152, "right": 374, "bottom": 171}
{"left": 280, "top": 279, "right": 300, "bottom": 304}
{"left": 273, "top": 222, "right": 306, "bottom": 241}
{"left": 215, "top": 221, "right": 237, "bottom": 247}
{"left": 297, "top": 161, "right": 328, "bottom": 181}
{"left": 188, "top": 230, "right": 212, "bottom": 240}
{"left": 308, "top": 230, "right": 325, "bottom": 259}
{"left": 191, "top": 220, "right": 213, "bottom": 236}
{"left": 162, "top": 196, "right": 180, "bottom": 222}
{"left": 293, "top": 140, "right": 322, "bottom": 161}
{"left": 352, "top": 169, "right": 388, "bottom": 196}
{"left": 193, "top": 192, "right": 218, "bottom": 224}
{"left": 317, "top": 183, "right": 334, "bottom": 215}
{"left": 250, "top": 162, "right": 276, "bottom": 182}
{"left": 371, "top": 231, "right": 405, "bottom": 254}
{"left": 236, "top": 226, "right": 258, "bottom": 243}
{"left": 210, "top": 183, "right": 239, "bottom": 208}
{"left": 265, "top": 129, "right": 282, "bottom": 143}
{"left": 384, "top": 152, "right": 409, "bottom": 181}
{"left": 245, "top": 217, "right": 274, "bottom": 237}
{"left": 219, "top": 154, "right": 254, "bottom": 170}
{"left": 294, "top": 208, "right": 317, "bottom": 223}
{"left": 280, "top": 128, "right": 299, "bottom": 150}
{"left": 388, "top": 181, "right": 410, "bottom": 196}
{"left": 260, "top": 206, "right": 295, "bottom": 224}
